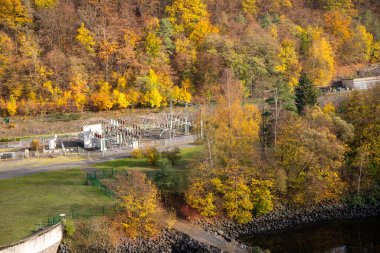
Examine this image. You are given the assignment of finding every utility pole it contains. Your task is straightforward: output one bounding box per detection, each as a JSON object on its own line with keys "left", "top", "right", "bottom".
{"left": 200, "top": 106, "right": 204, "bottom": 140}
{"left": 170, "top": 99, "right": 173, "bottom": 140}
{"left": 185, "top": 102, "right": 189, "bottom": 135}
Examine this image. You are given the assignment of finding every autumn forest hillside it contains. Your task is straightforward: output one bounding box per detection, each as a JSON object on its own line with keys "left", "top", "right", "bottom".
{"left": 0, "top": 0, "right": 379, "bottom": 115}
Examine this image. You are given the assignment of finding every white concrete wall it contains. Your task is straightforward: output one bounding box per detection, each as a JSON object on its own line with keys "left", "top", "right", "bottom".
{"left": 0, "top": 223, "right": 63, "bottom": 253}
{"left": 342, "top": 76, "right": 380, "bottom": 90}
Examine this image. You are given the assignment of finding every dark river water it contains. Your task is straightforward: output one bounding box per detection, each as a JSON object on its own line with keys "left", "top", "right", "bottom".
{"left": 240, "top": 216, "right": 380, "bottom": 253}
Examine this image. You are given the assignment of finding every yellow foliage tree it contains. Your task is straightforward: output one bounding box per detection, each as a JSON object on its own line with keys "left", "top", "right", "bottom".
{"left": 185, "top": 181, "right": 217, "bottom": 217}
{"left": 371, "top": 41, "right": 380, "bottom": 63}
{"left": 6, "top": 95, "right": 17, "bottom": 116}
{"left": 354, "top": 25, "right": 373, "bottom": 62}
{"left": 222, "top": 178, "right": 253, "bottom": 223}
{"left": 269, "top": 25, "right": 278, "bottom": 40}
{"left": 296, "top": 25, "right": 323, "bottom": 55}
{"left": 115, "top": 171, "right": 161, "bottom": 238}
{"left": 324, "top": 10, "right": 352, "bottom": 41}
{"left": 304, "top": 37, "right": 335, "bottom": 87}
{"left": 0, "top": 32, "right": 13, "bottom": 78}
{"left": 250, "top": 179, "right": 274, "bottom": 216}
{"left": 338, "top": 25, "right": 373, "bottom": 64}
{"left": 166, "top": 0, "right": 210, "bottom": 35}
{"left": 69, "top": 74, "right": 88, "bottom": 111}
{"left": 0, "top": 0, "right": 31, "bottom": 30}
{"left": 275, "top": 39, "right": 301, "bottom": 88}
{"left": 91, "top": 81, "right": 114, "bottom": 111}
{"left": 323, "top": 103, "right": 336, "bottom": 114}
{"left": 172, "top": 79, "right": 192, "bottom": 102}
{"left": 143, "top": 89, "right": 163, "bottom": 108}
{"left": 208, "top": 100, "right": 261, "bottom": 162}
{"left": 318, "top": 0, "right": 353, "bottom": 10}
{"left": 125, "top": 89, "right": 141, "bottom": 108}
{"left": 57, "top": 90, "right": 72, "bottom": 108}
{"left": 175, "top": 37, "right": 197, "bottom": 63}
{"left": 276, "top": 110, "right": 347, "bottom": 204}
{"left": 18, "top": 32, "right": 40, "bottom": 60}
{"left": 189, "top": 18, "right": 219, "bottom": 43}
{"left": 113, "top": 89, "right": 129, "bottom": 109}
{"left": 186, "top": 164, "right": 275, "bottom": 222}
{"left": 145, "top": 32, "right": 162, "bottom": 58}
{"left": 185, "top": 85, "right": 272, "bottom": 223}
{"left": 76, "top": 23, "right": 96, "bottom": 55}
{"left": 34, "top": 0, "right": 56, "bottom": 8}
{"left": 242, "top": 0, "right": 258, "bottom": 16}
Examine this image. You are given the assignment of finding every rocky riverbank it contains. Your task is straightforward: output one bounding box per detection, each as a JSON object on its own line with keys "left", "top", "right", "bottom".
{"left": 119, "top": 229, "right": 221, "bottom": 253}
{"left": 59, "top": 229, "right": 221, "bottom": 253}
{"left": 192, "top": 203, "right": 380, "bottom": 241}
{"left": 59, "top": 203, "right": 380, "bottom": 253}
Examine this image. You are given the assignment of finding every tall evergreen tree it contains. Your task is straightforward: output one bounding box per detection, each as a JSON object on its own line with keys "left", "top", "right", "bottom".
{"left": 295, "top": 73, "right": 320, "bottom": 113}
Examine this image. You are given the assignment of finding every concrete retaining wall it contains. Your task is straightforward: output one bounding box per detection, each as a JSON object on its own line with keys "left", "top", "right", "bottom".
{"left": 0, "top": 223, "right": 63, "bottom": 253}
{"left": 342, "top": 76, "right": 380, "bottom": 90}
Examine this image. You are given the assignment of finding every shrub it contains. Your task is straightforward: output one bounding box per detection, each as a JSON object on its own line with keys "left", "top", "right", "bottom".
{"left": 65, "top": 217, "right": 118, "bottom": 252}
{"left": 130, "top": 148, "right": 144, "bottom": 158}
{"left": 156, "top": 157, "right": 173, "bottom": 170}
{"left": 154, "top": 157, "right": 177, "bottom": 191}
{"left": 180, "top": 203, "right": 201, "bottom": 220}
{"left": 162, "top": 147, "right": 181, "bottom": 165}
{"left": 30, "top": 140, "right": 43, "bottom": 151}
{"left": 6, "top": 123, "right": 15, "bottom": 129}
{"left": 63, "top": 219, "right": 76, "bottom": 237}
{"left": 143, "top": 147, "right": 160, "bottom": 165}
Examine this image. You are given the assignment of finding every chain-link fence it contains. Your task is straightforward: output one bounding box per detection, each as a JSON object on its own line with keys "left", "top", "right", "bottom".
{"left": 0, "top": 135, "right": 196, "bottom": 162}
{"left": 86, "top": 171, "right": 120, "bottom": 200}
{"left": 35, "top": 204, "right": 120, "bottom": 232}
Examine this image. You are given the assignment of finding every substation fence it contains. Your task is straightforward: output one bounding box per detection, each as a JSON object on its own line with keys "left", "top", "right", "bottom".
{"left": 0, "top": 133, "right": 79, "bottom": 149}
{"left": 0, "top": 147, "right": 87, "bottom": 161}
{"left": 149, "top": 134, "right": 196, "bottom": 149}
{"left": 0, "top": 135, "right": 196, "bottom": 161}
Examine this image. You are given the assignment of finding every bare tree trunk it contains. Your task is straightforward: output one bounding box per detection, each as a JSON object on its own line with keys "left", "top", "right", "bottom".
{"left": 274, "top": 87, "right": 278, "bottom": 151}
{"left": 200, "top": 106, "right": 204, "bottom": 140}
{"left": 357, "top": 152, "right": 363, "bottom": 196}
{"left": 207, "top": 135, "right": 213, "bottom": 167}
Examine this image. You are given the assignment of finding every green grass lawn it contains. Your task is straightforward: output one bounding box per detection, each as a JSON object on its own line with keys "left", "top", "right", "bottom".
{"left": 0, "top": 169, "right": 115, "bottom": 246}
{"left": 95, "top": 145, "right": 204, "bottom": 193}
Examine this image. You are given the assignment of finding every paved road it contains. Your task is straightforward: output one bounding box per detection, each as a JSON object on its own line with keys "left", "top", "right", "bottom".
{"left": 0, "top": 140, "right": 195, "bottom": 180}
{"left": 173, "top": 220, "right": 249, "bottom": 253}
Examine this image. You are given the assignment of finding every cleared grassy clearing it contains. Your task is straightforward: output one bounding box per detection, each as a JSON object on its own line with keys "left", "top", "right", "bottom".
{"left": 0, "top": 155, "right": 85, "bottom": 172}
{"left": 0, "top": 169, "right": 115, "bottom": 246}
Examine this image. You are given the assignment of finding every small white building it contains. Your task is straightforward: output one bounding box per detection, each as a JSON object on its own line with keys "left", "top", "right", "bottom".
{"left": 81, "top": 124, "right": 106, "bottom": 150}
{"left": 48, "top": 135, "right": 58, "bottom": 150}
{"left": 342, "top": 76, "right": 380, "bottom": 90}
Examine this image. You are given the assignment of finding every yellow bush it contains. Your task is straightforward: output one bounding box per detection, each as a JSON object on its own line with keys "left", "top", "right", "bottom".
{"left": 30, "top": 140, "right": 43, "bottom": 151}
{"left": 323, "top": 103, "right": 336, "bottom": 114}
{"left": 143, "top": 147, "right": 160, "bottom": 165}
{"left": 130, "top": 148, "right": 144, "bottom": 158}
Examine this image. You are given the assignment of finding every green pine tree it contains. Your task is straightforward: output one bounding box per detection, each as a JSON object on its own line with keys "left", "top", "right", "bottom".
{"left": 295, "top": 73, "right": 320, "bottom": 113}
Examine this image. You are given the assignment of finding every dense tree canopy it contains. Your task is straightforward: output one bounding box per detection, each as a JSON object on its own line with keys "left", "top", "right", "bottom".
{"left": 0, "top": 0, "right": 379, "bottom": 115}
